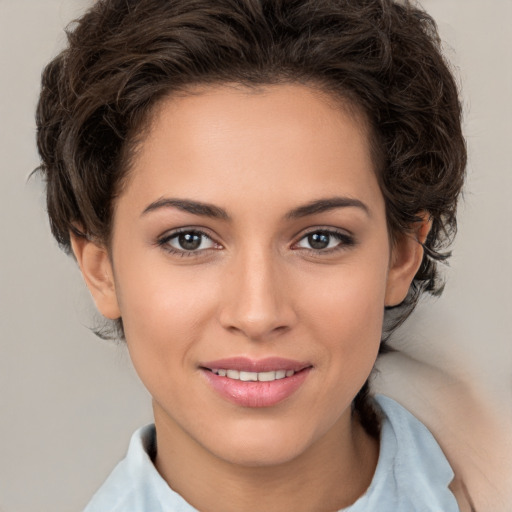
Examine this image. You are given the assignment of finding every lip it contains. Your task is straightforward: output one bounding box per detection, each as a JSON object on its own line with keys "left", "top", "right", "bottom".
{"left": 200, "top": 357, "right": 312, "bottom": 408}
{"left": 200, "top": 356, "right": 311, "bottom": 373}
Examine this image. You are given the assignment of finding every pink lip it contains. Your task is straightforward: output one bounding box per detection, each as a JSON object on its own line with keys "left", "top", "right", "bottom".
{"left": 200, "top": 356, "right": 310, "bottom": 373}
{"left": 200, "top": 357, "right": 312, "bottom": 408}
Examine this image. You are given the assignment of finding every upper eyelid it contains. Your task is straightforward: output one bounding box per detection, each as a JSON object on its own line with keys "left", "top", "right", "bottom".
{"left": 291, "top": 227, "right": 355, "bottom": 250}
{"left": 155, "top": 226, "right": 353, "bottom": 249}
{"left": 292, "top": 226, "right": 353, "bottom": 241}
{"left": 158, "top": 226, "right": 216, "bottom": 241}
{"left": 156, "top": 227, "right": 220, "bottom": 250}
{"left": 156, "top": 229, "right": 222, "bottom": 257}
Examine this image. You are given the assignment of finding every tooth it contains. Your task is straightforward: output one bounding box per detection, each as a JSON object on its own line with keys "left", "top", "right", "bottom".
{"left": 226, "top": 369, "right": 240, "bottom": 379}
{"left": 239, "top": 371, "right": 258, "bottom": 381}
{"left": 258, "top": 371, "right": 276, "bottom": 382}
{"left": 218, "top": 368, "right": 295, "bottom": 381}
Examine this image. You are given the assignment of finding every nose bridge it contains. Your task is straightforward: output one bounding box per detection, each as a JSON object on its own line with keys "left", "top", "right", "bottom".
{"left": 219, "top": 242, "right": 294, "bottom": 340}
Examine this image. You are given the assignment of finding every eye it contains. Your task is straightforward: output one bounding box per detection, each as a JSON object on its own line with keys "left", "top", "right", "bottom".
{"left": 295, "top": 230, "right": 354, "bottom": 252}
{"left": 158, "top": 229, "right": 219, "bottom": 254}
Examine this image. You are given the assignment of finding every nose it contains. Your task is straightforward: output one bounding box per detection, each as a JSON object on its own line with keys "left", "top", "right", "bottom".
{"left": 218, "top": 247, "right": 297, "bottom": 341}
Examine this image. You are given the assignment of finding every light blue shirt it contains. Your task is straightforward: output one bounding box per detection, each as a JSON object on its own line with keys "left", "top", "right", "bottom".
{"left": 83, "top": 395, "right": 460, "bottom": 511}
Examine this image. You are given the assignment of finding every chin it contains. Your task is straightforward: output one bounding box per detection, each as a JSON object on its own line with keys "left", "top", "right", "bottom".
{"left": 202, "top": 418, "right": 319, "bottom": 468}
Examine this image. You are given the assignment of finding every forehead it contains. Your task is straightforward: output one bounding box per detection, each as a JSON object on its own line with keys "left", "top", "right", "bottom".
{"left": 140, "top": 82, "right": 371, "bottom": 162}
{"left": 120, "top": 83, "right": 383, "bottom": 218}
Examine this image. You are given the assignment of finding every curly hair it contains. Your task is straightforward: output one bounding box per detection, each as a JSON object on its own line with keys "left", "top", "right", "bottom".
{"left": 36, "top": 0, "right": 466, "bottom": 436}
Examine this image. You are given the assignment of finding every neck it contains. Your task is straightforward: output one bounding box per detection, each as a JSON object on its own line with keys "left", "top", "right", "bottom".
{"left": 153, "top": 403, "right": 379, "bottom": 512}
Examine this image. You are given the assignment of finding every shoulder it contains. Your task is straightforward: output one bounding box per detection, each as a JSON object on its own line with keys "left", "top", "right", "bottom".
{"left": 345, "top": 395, "right": 461, "bottom": 512}
{"left": 83, "top": 424, "right": 196, "bottom": 512}
{"left": 376, "top": 395, "right": 476, "bottom": 512}
{"left": 374, "top": 394, "right": 453, "bottom": 471}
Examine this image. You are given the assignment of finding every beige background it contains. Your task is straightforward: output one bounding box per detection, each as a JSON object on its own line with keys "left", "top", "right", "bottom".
{"left": 0, "top": 1, "right": 510, "bottom": 511}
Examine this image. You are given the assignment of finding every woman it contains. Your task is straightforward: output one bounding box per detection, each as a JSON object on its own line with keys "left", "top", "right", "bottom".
{"left": 36, "top": 0, "right": 468, "bottom": 510}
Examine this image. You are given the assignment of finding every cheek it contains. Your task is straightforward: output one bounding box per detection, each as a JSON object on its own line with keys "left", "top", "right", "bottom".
{"left": 299, "top": 259, "right": 388, "bottom": 362}
{"left": 283, "top": 261, "right": 387, "bottom": 436}
{"left": 113, "top": 256, "right": 220, "bottom": 367}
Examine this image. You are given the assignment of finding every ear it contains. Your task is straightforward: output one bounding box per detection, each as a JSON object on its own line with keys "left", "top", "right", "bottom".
{"left": 385, "top": 214, "right": 432, "bottom": 307}
{"left": 70, "top": 232, "right": 121, "bottom": 320}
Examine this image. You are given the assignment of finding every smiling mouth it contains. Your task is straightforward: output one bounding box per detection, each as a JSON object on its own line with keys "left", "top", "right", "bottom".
{"left": 200, "top": 359, "right": 312, "bottom": 407}
{"left": 209, "top": 368, "right": 297, "bottom": 382}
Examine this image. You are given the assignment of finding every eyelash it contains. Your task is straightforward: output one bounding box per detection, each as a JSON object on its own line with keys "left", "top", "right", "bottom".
{"left": 156, "top": 228, "right": 355, "bottom": 257}
{"left": 293, "top": 228, "right": 355, "bottom": 255}
{"left": 156, "top": 228, "right": 219, "bottom": 257}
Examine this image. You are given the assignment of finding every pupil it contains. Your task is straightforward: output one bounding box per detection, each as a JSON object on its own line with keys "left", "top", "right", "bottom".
{"left": 179, "top": 233, "right": 201, "bottom": 250}
{"left": 308, "top": 232, "right": 329, "bottom": 249}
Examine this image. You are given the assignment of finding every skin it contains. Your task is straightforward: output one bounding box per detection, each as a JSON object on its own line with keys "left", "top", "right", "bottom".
{"left": 72, "top": 83, "right": 429, "bottom": 511}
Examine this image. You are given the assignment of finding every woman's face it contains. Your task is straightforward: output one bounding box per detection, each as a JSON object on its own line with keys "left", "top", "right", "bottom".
{"left": 79, "top": 84, "right": 418, "bottom": 466}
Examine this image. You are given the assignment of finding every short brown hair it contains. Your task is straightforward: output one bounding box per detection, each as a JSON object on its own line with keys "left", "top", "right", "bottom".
{"left": 36, "top": 0, "right": 466, "bottom": 435}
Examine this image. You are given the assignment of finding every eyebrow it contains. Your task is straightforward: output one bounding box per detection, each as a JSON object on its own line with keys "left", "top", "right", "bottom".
{"left": 141, "top": 198, "right": 230, "bottom": 220}
{"left": 141, "top": 196, "right": 370, "bottom": 220}
{"left": 285, "top": 197, "right": 370, "bottom": 219}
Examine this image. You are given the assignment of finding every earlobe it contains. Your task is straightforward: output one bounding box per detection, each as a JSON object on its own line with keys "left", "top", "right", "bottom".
{"left": 384, "top": 215, "right": 432, "bottom": 307}
{"left": 70, "top": 232, "right": 121, "bottom": 320}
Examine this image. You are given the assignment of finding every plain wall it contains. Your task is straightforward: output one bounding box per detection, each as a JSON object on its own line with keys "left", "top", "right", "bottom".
{"left": 0, "top": 1, "right": 510, "bottom": 511}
